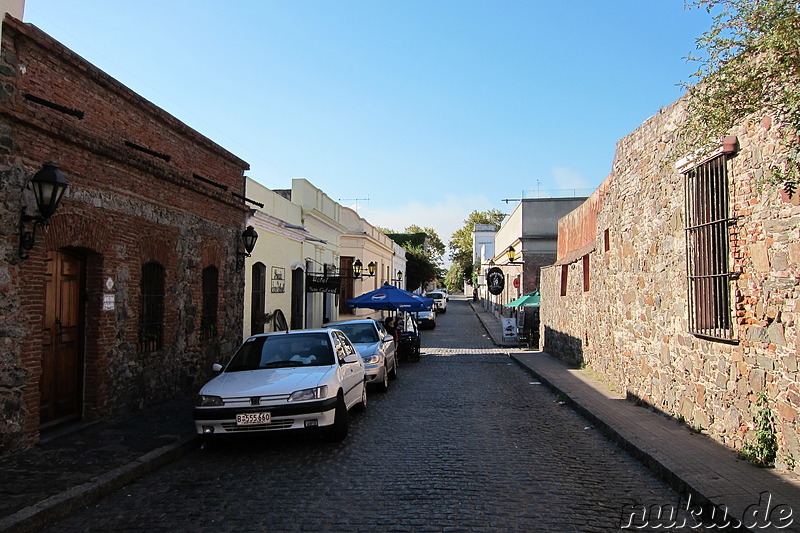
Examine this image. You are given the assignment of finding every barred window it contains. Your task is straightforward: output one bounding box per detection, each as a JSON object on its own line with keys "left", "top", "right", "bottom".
{"left": 250, "top": 263, "right": 267, "bottom": 334}
{"left": 582, "top": 254, "right": 590, "bottom": 292}
{"left": 684, "top": 155, "right": 734, "bottom": 341}
{"left": 202, "top": 266, "right": 219, "bottom": 338}
{"left": 139, "top": 261, "right": 165, "bottom": 352}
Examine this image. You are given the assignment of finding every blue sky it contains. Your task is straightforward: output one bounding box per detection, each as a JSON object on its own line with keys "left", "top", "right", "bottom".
{"left": 24, "top": 1, "right": 712, "bottom": 246}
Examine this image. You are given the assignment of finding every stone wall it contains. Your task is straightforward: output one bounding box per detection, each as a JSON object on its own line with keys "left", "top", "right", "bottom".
{"left": 0, "top": 17, "right": 249, "bottom": 455}
{"left": 540, "top": 96, "right": 800, "bottom": 473}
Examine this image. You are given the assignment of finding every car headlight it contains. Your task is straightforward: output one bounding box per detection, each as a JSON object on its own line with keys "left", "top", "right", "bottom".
{"left": 197, "top": 395, "right": 223, "bottom": 407}
{"left": 288, "top": 385, "right": 328, "bottom": 402}
{"left": 362, "top": 354, "right": 381, "bottom": 365}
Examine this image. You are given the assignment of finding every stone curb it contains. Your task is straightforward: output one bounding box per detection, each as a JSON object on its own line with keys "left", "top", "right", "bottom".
{"left": 0, "top": 436, "right": 199, "bottom": 533}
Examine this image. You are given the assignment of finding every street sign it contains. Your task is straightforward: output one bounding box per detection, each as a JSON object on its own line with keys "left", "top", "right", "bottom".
{"left": 486, "top": 267, "right": 504, "bottom": 295}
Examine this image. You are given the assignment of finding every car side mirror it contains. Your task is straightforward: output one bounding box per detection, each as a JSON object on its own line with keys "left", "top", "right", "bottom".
{"left": 343, "top": 353, "right": 360, "bottom": 364}
{"left": 382, "top": 334, "right": 394, "bottom": 343}
{"left": 212, "top": 363, "right": 223, "bottom": 373}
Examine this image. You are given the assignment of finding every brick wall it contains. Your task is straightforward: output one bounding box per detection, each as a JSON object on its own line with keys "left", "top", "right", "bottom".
{"left": 541, "top": 97, "right": 800, "bottom": 473}
{"left": 0, "top": 16, "right": 249, "bottom": 455}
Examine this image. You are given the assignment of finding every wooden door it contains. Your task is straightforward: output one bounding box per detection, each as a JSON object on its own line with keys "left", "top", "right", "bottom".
{"left": 40, "top": 250, "right": 84, "bottom": 427}
{"left": 290, "top": 268, "right": 304, "bottom": 330}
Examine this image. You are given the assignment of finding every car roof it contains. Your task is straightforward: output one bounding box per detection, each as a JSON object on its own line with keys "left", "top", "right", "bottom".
{"left": 248, "top": 328, "right": 334, "bottom": 339}
{"left": 322, "top": 319, "right": 378, "bottom": 327}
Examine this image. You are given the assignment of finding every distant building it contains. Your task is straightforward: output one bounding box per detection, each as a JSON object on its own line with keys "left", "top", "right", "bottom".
{"left": 487, "top": 197, "right": 587, "bottom": 307}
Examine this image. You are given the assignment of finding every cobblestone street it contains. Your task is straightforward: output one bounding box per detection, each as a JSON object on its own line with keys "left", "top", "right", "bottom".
{"left": 47, "top": 297, "right": 687, "bottom": 532}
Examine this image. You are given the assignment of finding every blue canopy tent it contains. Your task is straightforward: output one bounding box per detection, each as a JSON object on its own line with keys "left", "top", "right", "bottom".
{"left": 346, "top": 284, "right": 433, "bottom": 363}
{"left": 346, "top": 283, "right": 434, "bottom": 312}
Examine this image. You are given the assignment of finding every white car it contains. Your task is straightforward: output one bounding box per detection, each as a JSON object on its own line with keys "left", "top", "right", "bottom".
{"left": 194, "top": 329, "right": 366, "bottom": 442}
{"left": 427, "top": 290, "right": 448, "bottom": 313}
{"left": 323, "top": 319, "right": 397, "bottom": 392}
{"left": 409, "top": 309, "right": 436, "bottom": 329}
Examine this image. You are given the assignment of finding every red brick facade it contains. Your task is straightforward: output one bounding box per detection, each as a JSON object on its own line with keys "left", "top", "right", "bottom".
{"left": 0, "top": 16, "right": 250, "bottom": 455}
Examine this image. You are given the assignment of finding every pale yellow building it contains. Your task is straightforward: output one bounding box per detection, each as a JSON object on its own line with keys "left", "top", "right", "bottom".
{"left": 243, "top": 179, "right": 306, "bottom": 338}
{"left": 339, "top": 207, "right": 405, "bottom": 319}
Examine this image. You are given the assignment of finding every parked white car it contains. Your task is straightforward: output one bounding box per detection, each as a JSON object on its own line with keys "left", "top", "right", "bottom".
{"left": 323, "top": 319, "right": 397, "bottom": 392}
{"left": 194, "top": 329, "right": 366, "bottom": 442}
{"left": 427, "top": 290, "right": 448, "bottom": 313}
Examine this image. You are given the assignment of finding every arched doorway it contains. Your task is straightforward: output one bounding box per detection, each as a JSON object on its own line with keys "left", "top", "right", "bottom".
{"left": 40, "top": 250, "right": 85, "bottom": 427}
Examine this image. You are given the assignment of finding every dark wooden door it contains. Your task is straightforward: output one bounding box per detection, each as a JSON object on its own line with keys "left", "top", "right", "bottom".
{"left": 290, "top": 267, "right": 304, "bottom": 330}
{"left": 40, "top": 250, "right": 84, "bottom": 427}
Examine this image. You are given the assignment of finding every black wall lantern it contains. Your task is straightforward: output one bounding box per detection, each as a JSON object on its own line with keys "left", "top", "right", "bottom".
{"left": 351, "top": 259, "right": 376, "bottom": 279}
{"left": 236, "top": 225, "right": 259, "bottom": 270}
{"left": 19, "top": 162, "right": 69, "bottom": 260}
{"left": 505, "top": 245, "right": 524, "bottom": 265}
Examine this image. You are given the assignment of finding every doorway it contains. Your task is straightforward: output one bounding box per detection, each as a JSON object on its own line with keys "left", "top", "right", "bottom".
{"left": 290, "top": 267, "right": 304, "bottom": 330}
{"left": 40, "top": 250, "right": 84, "bottom": 427}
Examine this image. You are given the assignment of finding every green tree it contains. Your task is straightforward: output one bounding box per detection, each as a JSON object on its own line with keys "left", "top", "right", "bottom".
{"left": 404, "top": 225, "right": 446, "bottom": 258}
{"left": 403, "top": 245, "right": 438, "bottom": 293}
{"left": 444, "top": 263, "right": 466, "bottom": 293}
{"left": 684, "top": 0, "right": 800, "bottom": 193}
{"left": 448, "top": 209, "right": 505, "bottom": 280}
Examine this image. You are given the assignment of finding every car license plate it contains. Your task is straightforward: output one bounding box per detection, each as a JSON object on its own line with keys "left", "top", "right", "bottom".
{"left": 236, "top": 412, "right": 270, "bottom": 426}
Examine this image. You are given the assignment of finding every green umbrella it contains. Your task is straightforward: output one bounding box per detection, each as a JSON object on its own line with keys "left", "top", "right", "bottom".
{"left": 506, "top": 291, "right": 540, "bottom": 307}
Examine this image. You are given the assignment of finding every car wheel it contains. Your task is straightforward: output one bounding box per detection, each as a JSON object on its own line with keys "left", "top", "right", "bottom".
{"left": 377, "top": 365, "right": 389, "bottom": 393}
{"left": 389, "top": 357, "right": 398, "bottom": 380}
{"left": 326, "top": 393, "right": 349, "bottom": 442}
{"left": 354, "top": 380, "right": 368, "bottom": 411}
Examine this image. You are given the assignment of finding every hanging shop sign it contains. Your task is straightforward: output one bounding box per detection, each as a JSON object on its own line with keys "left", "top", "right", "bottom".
{"left": 306, "top": 274, "right": 340, "bottom": 294}
{"left": 486, "top": 267, "right": 505, "bottom": 295}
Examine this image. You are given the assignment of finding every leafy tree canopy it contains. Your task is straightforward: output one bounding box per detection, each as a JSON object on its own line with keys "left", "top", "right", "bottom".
{"left": 444, "top": 263, "right": 467, "bottom": 293}
{"left": 403, "top": 244, "right": 438, "bottom": 293}
{"left": 448, "top": 210, "right": 505, "bottom": 278}
{"left": 684, "top": 0, "right": 800, "bottom": 192}
{"left": 404, "top": 225, "right": 446, "bottom": 258}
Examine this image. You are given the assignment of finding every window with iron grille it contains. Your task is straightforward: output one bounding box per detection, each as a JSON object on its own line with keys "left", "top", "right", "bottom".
{"left": 139, "top": 261, "right": 165, "bottom": 352}
{"left": 582, "top": 254, "right": 590, "bottom": 292}
{"left": 250, "top": 263, "right": 267, "bottom": 334}
{"left": 202, "top": 266, "right": 219, "bottom": 338}
{"left": 684, "top": 154, "right": 735, "bottom": 341}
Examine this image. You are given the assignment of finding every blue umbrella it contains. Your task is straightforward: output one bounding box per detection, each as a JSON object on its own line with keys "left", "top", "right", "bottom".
{"left": 346, "top": 284, "right": 434, "bottom": 311}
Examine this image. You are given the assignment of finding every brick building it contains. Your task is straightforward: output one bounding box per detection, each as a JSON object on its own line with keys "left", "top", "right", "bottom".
{"left": 541, "top": 95, "right": 800, "bottom": 472}
{"left": 0, "top": 15, "right": 250, "bottom": 455}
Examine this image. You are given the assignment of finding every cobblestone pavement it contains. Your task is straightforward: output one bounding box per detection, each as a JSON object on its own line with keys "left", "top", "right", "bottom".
{"left": 46, "top": 297, "right": 690, "bottom": 532}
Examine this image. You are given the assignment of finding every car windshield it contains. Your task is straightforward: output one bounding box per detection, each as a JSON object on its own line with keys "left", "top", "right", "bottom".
{"left": 329, "top": 323, "right": 379, "bottom": 344}
{"left": 224, "top": 333, "right": 334, "bottom": 372}
{"left": 429, "top": 293, "right": 442, "bottom": 299}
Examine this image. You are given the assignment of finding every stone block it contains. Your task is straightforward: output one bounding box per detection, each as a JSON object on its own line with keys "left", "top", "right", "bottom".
{"left": 750, "top": 368, "right": 766, "bottom": 392}
{"left": 750, "top": 242, "right": 770, "bottom": 271}
{"left": 757, "top": 355, "right": 775, "bottom": 371}
{"left": 777, "top": 401, "right": 798, "bottom": 423}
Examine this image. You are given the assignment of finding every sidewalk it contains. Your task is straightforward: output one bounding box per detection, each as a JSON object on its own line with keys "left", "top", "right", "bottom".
{"left": 471, "top": 300, "right": 800, "bottom": 532}
{"left": 0, "top": 396, "right": 198, "bottom": 532}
